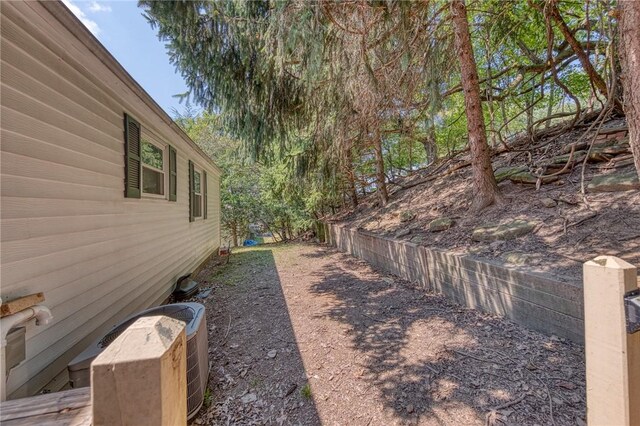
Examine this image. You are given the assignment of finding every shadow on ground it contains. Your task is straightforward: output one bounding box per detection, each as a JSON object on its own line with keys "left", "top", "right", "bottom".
{"left": 303, "top": 247, "right": 586, "bottom": 425}
{"left": 194, "top": 245, "right": 321, "bottom": 425}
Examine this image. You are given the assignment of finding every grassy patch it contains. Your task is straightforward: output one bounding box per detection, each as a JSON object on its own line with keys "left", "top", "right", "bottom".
{"left": 250, "top": 377, "right": 263, "bottom": 389}
{"left": 206, "top": 243, "right": 298, "bottom": 287}
{"left": 207, "top": 247, "right": 272, "bottom": 285}
{"left": 203, "top": 388, "right": 213, "bottom": 408}
{"left": 300, "top": 383, "right": 312, "bottom": 399}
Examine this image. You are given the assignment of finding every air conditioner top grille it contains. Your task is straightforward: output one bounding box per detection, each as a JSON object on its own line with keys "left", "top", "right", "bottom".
{"left": 98, "top": 305, "right": 196, "bottom": 348}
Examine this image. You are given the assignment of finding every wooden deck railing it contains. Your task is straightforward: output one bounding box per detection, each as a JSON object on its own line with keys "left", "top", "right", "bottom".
{"left": 584, "top": 256, "right": 640, "bottom": 425}
{"left": 0, "top": 315, "right": 187, "bottom": 426}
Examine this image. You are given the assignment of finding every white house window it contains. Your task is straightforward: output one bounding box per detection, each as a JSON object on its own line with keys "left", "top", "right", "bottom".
{"left": 189, "top": 160, "right": 207, "bottom": 222}
{"left": 141, "top": 139, "right": 165, "bottom": 196}
{"left": 193, "top": 169, "right": 202, "bottom": 217}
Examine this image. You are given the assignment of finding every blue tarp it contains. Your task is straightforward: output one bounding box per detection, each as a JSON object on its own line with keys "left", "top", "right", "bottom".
{"left": 243, "top": 239, "right": 258, "bottom": 246}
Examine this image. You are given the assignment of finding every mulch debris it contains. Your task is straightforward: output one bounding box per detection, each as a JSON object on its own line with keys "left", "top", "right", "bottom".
{"left": 190, "top": 243, "right": 586, "bottom": 425}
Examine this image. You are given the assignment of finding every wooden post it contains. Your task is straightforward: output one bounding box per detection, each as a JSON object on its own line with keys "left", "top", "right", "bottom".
{"left": 91, "top": 315, "right": 187, "bottom": 426}
{"left": 584, "top": 256, "right": 640, "bottom": 425}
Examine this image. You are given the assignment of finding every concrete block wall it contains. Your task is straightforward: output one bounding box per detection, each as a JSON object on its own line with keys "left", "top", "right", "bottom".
{"left": 325, "top": 223, "right": 584, "bottom": 343}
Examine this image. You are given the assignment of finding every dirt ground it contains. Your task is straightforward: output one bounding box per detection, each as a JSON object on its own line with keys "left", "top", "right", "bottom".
{"left": 192, "top": 243, "right": 586, "bottom": 426}
{"left": 331, "top": 119, "right": 640, "bottom": 281}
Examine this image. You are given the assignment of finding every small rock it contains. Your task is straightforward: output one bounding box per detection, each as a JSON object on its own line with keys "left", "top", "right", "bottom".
{"left": 241, "top": 393, "right": 257, "bottom": 404}
{"left": 285, "top": 383, "right": 297, "bottom": 397}
{"left": 472, "top": 220, "right": 537, "bottom": 242}
{"left": 267, "top": 349, "right": 277, "bottom": 359}
{"left": 194, "top": 418, "right": 203, "bottom": 424}
{"left": 410, "top": 235, "right": 425, "bottom": 244}
{"left": 400, "top": 210, "right": 416, "bottom": 223}
{"left": 587, "top": 172, "right": 640, "bottom": 193}
{"left": 394, "top": 228, "right": 412, "bottom": 238}
{"left": 429, "top": 217, "right": 454, "bottom": 232}
{"left": 540, "top": 197, "right": 557, "bottom": 208}
{"left": 494, "top": 166, "right": 527, "bottom": 183}
{"left": 489, "top": 241, "right": 504, "bottom": 251}
{"left": 502, "top": 251, "right": 535, "bottom": 266}
{"left": 406, "top": 404, "right": 414, "bottom": 413}
{"left": 556, "top": 381, "right": 576, "bottom": 390}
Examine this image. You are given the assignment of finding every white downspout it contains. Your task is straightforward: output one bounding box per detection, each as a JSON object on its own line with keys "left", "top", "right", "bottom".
{"left": 0, "top": 305, "right": 53, "bottom": 401}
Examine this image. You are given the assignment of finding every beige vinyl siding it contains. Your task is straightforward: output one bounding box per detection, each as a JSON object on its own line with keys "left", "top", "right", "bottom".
{"left": 0, "top": 1, "right": 221, "bottom": 398}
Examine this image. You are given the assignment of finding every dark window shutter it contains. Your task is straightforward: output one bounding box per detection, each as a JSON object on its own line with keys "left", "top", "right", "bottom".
{"left": 124, "top": 114, "right": 141, "bottom": 198}
{"left": 189, "top": 160, "right": 194, "bottom": 222}
{"left": 203, "top": 170, "right": 208, "bottom": 219}
{"left": 169, "top": 146, "right": 177, "bottom": 202}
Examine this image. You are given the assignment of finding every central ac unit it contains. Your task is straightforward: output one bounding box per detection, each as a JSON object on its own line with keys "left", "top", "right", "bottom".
{"left": 68, "top": 303, "right": 209, "bottom": 419}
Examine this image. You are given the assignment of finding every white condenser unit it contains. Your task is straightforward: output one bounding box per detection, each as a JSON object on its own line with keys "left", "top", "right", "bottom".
{"left": 67, "top": 303, "right": 209, "bottom": 419}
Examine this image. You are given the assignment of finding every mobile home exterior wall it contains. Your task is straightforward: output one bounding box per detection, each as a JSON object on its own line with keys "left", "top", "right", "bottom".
{"left": 0, "top": 1, "right": 221, "bottom": 398}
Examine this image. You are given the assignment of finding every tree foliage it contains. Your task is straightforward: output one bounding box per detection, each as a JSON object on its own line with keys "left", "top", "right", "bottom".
{"left": 141, "top": 0, "right": 634, "bottom": 233}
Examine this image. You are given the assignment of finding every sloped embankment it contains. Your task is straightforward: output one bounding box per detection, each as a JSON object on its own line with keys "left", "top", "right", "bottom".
{"left": 330, "top": 120, "right": 640, "bottom": 282}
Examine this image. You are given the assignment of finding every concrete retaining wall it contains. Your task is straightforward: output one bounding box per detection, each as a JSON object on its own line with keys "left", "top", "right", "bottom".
{"left": 326, "top": 223, "right": 584, "bottom": 343}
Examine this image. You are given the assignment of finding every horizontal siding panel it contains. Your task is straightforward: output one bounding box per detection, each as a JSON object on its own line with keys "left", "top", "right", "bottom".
{"left": 1, "top": 224, "right": 198, "bottom": 307}
{"left": 2, "top": 220, "right": 217, "bottom": 303}
{"left": 0, "top": 35, "right": 120, "bottom": 126}
{"left": 43, "top": 230, "right": 213, "bottom": 317}
{"left": 2, "top": 215, "right": 196, "bottom": 283}
{"left": 0, "top": 153, "right": 121, "bottom": 187}
{"left": 1, "top": 211, "right": 182, "bottom": 242}
{"left": 1, "top": 213, "right": 211, "bottom": 286}
{"left": 1, "top": 84, "right": 122, "bottom": 153}
{"left": 1, "top": 59, "right": 121, "bottom": 139}
{"left": 1, "top": 129, "right": 122, "bottom": 178}
{"left": 0, "top": 197, "right": 125, "bottom": 219}
{"left": 1, "top": 174, "right": 121, "bottom": 202}
{"left": 2, "top": 215, "right": 173, "bottom": 263}
{"left": 0, "top": 10, "right": 123, "bottom": 121}
{"left": 1, "top": 107, "right": 123, "bottom": 166}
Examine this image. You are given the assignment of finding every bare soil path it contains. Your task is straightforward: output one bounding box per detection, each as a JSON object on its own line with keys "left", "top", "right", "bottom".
{"left": 193, "top": 243, "right": 586, "bottom": 426}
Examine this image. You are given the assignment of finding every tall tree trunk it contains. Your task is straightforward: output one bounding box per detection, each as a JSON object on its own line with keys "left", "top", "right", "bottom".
{"left": 545, "top": 84, "right": 555, "bottom": 129}
{"left": 620, "top": 0, "right": 640, "bottom": 178}
{"left": 422, "top": 123, "right": 438, "bottom": 164}
{"left": 372, "top": 128, "right": 389, "bottom": 206}
{"left": 348, "top": 174, "right": 358, "bottom": 208}
{"left": 231, "top": 222, "right": 238, "bottom": 247}
{"left": 450, "top": 0, "right": 501, "bottom": 211}
{"left": 344, "top": 146, "right": 358, "bottom": 207}
{"left": 548, "top": 1, "right": 609, "bottom": 99}
{"left": 286, "top": 218, "right": 293, "bottom": 242}
{"left": 526, "top": 92, "right": 534, "bottom": 134}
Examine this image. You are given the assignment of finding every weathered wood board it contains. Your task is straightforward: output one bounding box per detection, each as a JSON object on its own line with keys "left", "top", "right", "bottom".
{"left": 0, "top": 293, "right": 45, "bottom": 318}
{"left": 0, "top": 387, "right": 91, "bottom": 426}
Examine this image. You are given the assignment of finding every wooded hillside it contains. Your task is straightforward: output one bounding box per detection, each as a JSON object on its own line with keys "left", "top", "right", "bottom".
{"left": 141, "top": 0, "right": 640, "bottom": 243}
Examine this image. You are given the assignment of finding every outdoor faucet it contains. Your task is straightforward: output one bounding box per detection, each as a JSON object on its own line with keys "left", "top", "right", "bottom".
{"left": 1, "top": 305, "right": 53, "bottom": 401}
{"left": 0, "top": 305, "right": 53, "bottom": 347}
